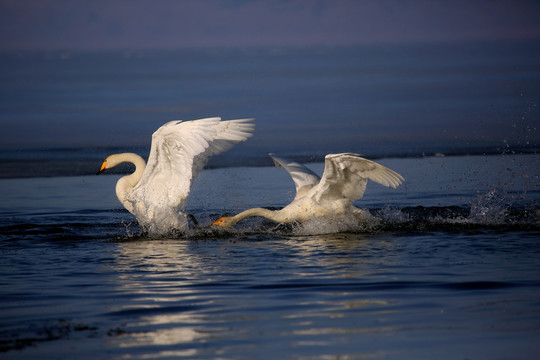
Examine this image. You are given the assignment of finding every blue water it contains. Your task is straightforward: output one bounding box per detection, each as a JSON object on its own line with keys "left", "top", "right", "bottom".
{"left": 1, "top": 41, "right": 540, "bottom": 359}
{"left": 1, "top": 41, "right": 539, "bottom": 176}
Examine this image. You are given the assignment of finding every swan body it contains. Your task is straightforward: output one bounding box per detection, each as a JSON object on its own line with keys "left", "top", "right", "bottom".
{"left": 213, "top": 153, "right": 404, "bottom": 229}
{"left": 97, "top": 117, "right": 254, "bottom": 235}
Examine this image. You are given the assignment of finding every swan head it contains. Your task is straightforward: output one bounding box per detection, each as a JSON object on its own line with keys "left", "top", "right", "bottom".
{"left": 96, "top": 158, "right": 110, "bottom": 175}
{"left": 96, "top": 153, "right": 144, "bottom": 175}
{"left": 96, "top": 155, "right": 118, "bottom": 175}
{"left": 212, "top": 216, "right": 235, "bottom": 227}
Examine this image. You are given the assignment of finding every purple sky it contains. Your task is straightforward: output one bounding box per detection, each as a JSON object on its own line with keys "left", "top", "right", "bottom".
{"left": 1, "top": 0, "right": 540, "bottom": 50}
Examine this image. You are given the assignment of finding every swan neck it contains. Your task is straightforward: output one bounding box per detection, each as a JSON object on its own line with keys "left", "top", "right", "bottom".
{"left": 128, "top": 153, "right": 146, "bottom": 184}
{"left": 113, "top": 153, "right": 146, "bottom": 185}
{"left": 232, "top": 207, "right": 281, "bottom": 224}
{"left": 111, "top": 153, "right": 146, "bottom": 213}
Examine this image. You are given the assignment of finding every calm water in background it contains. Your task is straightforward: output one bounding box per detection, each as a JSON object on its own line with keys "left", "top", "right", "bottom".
{"left": 1, "top": 41, "right": 540, "bottom": 359}
{"left": 1, "top": 40, "right": 539, "bottom": 177}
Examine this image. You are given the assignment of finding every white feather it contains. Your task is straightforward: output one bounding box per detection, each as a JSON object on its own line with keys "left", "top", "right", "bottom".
{"left": 213, "top": 153, "right": 404, "bottom": 231}
{"left": 99, "top": 117, "right": 254, "bottom": 235}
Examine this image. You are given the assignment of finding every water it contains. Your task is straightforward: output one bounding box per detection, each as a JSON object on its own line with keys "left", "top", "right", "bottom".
{"left": 1, "top": 153, "right": 539, "bottom": 359}
{"left": 1, "top": 41, "right": 540, "bottom": 359}
{"left": 1, "top": 41, "right": 539, "bottom": 177}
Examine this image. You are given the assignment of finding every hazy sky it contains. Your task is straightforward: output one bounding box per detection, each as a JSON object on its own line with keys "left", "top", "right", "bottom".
{"left": 1, "top": 0, "right": 540, "bottom": 50}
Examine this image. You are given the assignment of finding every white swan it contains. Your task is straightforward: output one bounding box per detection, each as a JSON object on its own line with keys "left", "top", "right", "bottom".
{"left": 97, "top": 117, "right": 254, "bottom": 235}
{"left": 213, "top": 153, "right": 404, "bottom": 229}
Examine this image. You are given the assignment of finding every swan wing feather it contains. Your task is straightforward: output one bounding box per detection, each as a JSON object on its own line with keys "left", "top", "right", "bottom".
{"left": 313, "top": 153, "right": 404, "bottom": 202}
{"left": 133, "top": 117, "right": 254, "bottom": 209}
{"left": 269, "top": 153, "right": 320, "bottom": 196}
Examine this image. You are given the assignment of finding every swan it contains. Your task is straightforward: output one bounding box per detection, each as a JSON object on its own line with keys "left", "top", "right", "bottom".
{"left": 97, "top": 117, "right": 254, "bottom": 235}
{"left": 213, "top": 153, "right": 404, "bottom": 229}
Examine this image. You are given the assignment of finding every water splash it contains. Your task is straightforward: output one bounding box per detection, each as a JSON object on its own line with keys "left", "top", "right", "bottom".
{"left": 467, "top": 186, "right": 513, "bottom": 225}
{"left": 132, "top": 199, "right": 539, "bottom": 238}
{"left": 291, "top": 215, "right": 380, "bottom": 236}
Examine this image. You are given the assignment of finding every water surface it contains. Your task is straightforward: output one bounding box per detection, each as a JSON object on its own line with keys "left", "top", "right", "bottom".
{"left": 1, "top": 41, "right": 539, "bottom": 359}
{"left": 1, "top": 154, "right": 539, "bottom": 359}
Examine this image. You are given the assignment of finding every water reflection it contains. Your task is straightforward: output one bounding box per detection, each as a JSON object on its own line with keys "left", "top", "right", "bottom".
{"left": 117, "top": 327, "right": 204, "bottom": 347}
{"left": 281, "top": 233, "right": 403, "bottom": 279}
{"left": 105, "top": 235, "right": 404, "bottom": 359}
{"left": 106, "top": 240, "right": 213, "bottom": 354}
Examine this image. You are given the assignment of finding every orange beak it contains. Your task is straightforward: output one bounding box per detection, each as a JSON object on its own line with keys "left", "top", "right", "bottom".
{"left": 96, "top": 161, "right": 107, "bottom": 175}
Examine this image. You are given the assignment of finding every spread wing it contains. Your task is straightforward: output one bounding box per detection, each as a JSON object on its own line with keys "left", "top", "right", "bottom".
{"left": 312, "top": 153, "right": 404, "bottom": 203}
{"left": 269, "top": 153, "right": 320, "bottom": 199}
{"left": 132, "top": 117, "right": 254, "bottom": 210}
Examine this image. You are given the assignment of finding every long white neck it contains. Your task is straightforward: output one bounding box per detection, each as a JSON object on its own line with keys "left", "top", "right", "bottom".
{"left": 230, "top": 207, "right": 288, "bottom": 225}
{"left": 107, "top": 153, "right": 146, "bottom": 212}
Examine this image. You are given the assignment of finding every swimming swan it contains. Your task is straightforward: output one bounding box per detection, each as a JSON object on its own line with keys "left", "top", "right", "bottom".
{"left": 213, "top": 153, "right": 404, "bottom": 228}
{"left": 97, "top": 117, "right": 254, "bottom": 235}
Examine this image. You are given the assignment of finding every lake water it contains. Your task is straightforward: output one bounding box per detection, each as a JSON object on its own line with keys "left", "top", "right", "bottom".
{"left": 1, "top": 41, "right": 540, "bottom": 359}
{"left": 1, "top": 153, "right": 539, "bottom": 359}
